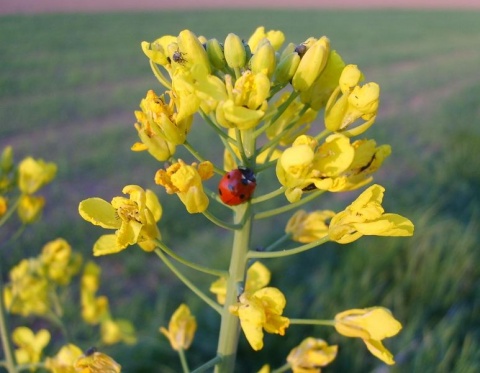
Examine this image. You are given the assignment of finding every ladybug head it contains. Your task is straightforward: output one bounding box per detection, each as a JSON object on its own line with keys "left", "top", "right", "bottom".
{"left": 238, "top": 166, "right": 256, "bottom": 183}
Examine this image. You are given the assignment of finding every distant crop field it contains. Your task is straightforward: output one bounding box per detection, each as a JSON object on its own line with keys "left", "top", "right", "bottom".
{"left": 1, "top": 9, "right": 479, "bottom": 372}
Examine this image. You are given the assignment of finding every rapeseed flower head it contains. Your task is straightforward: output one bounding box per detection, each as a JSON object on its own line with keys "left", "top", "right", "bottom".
{"left": 0, "top": 196, "right": 7, "bottom": 217}
{"left": 155, "top": 160, "right": 213, "bottom": 213}
{"left": 335, "top": 307, "right": 402, "bottom": 365}
{"left": 78, "top": 185, "right": 162, "bottom": 256}
{"left": 329, "top": 184, "right": 414, "bottom": 244}
{"left": 81, "top": 262, "right": 109, "bottom": 325}
{"left": 101, "top": 318, "right": 137, "bottom": 345}
{"left": 286, "top": 337, "right": 338, "bottom": 373}
{"left": 160, "top": 304, "right": 197, "bottom": 351}
{"left": 230, "top": 287, "right": 290, "bottom": 351}
{"left": 12, "top": 326, "right": 50, "bottom": 365}
{"left": 40, "top": 238, "right": 82, "bottom": 285}
{"left": 17, "top": 194, "right": 45, "bottom": 224}
{"left": 18, "top": 157, "right": 57, "bottom": 195}
{"left": 45, "top": 344, "right": 84, "bottom": 373}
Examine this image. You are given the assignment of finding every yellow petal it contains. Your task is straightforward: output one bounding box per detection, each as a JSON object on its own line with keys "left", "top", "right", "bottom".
{"left": 363, "top": 338, "right": 395, "bottom": 365}
{"left": 93, "top": 235, "right": 126, "bottom": 256}
{"left": 78, "top": 198, "right": 120, "bottom": 229}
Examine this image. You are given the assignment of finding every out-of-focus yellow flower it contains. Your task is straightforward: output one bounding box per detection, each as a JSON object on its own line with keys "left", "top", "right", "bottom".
{"left": 81, "top": 262, "right": 109, "bottom": 325}
{"left": 74, "top": 349, "right": 121, "bottom": 373}
{"left": 3, "top": 258, "right": 50, "bottom": 316}
{"left": 230, "top": 287, "right": 290, "bottom": 351}
{"left": 325, "top": 64, "right": 379, "bottom": 136}
{"left": 40, "top": 238, "right": 82, "bottom": 285}
{"left": 18, "top": 157, "right": 57, "bottom": 195}
{"left": 285, "top": 210, "right": 335, "bottom": 243}
{"left": 329, "top": 184, "right": 414, "bottom": 244}
{"left": 335, "top": 307, "right": 402, "bottom": 365}
{"left": 216, "top": 71, "right": 270, "bottom": 130}
{"left": 257, "top": 364, "right": 271, "bottom": 373}
{"left": 12, "top": 326, "right": 50, "bottom": 365}
{"left": 101, "top": 318, "right": 137, "bottom": 345}
{"left": 248, "top": 26, "right": 285, "bottom": 52}
{"left": 287, "top": 337, "right": 338, "bottom": 373}
{"left": 160, "top": 304, "right": 197, "bottom": 351}
{"left": 45, "top": 344, "right": 84, "bottom": 373}
{"left": 155, "top": 160, "right": 213, "bottom": 214}
{"left": 210, "top": 261, "right": 271, "bottom": 305}
{"left": 79, "top": 185, "right": 162, "bottom": 256}
{"left": 0, "top": 195, "right": 7, "bottom": 217}
{"left": 17, "top": 194, "right": 45, "bottom": 224}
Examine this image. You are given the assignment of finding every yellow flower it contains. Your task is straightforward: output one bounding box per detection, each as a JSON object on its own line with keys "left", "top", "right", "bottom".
{"left": 74, "top": 348, "right": 121, "bottom": 373}
{"left": 155, "top": 160, "right": 213, "bottom": 214}
{"left": 287, "top": 337, "right": 338, "bottom": 373}
{"left": 12, "top": 326, "right": 50, "bottom": 365}
{"left": 257, "top": 364, "right": 271, "bottom": 373}
{"left": 229, "top": 287, "right": 290, "bottom": 351}
{"left": 292, "top": 37, "right": 330, "bottom": 92}
{"left": 45, "top": 344, "right": 84, "bottom": 373}
{"left": 160, "top": 304, "right": 197, "bottom": 351}
{"left": 101, "top": 318, "right": 137, "bottom": 345}
{"left": 78, "top": 185, "right": 162, "bottom": 256}
{"left": 285, "top": 210, "right": 335, "bottom": 243}
{"left": 224, "top": 33, "right": 247, "bottom": 69}
{"left": 329, "top": 184, "right": 414, "bottom": 244}
{"left": 3, "top": 258, "right": 50, "bottom": 316}
{"left": 325, "top": 65, "right": 379, "bottom": 136}
{"left": 40, "top": 238, "right": 82, "bottom": 285}
{"left": 141, "top": 34, "right": 177, "bottom": 66}
{"left": 18, "top": 157, "right": 57, "bottom": 194}
{"left": 81, "top": 262, "right": 109, "bottom": 325}
{"left": 210, "top": 261, "right": 271, "bottom": 305}
{"left": 334, "top": 307, "right": 402, "bottom": 365}
{"left": 0, "top": 196, "right": 7, "bottom": 217}
{"left": 248, "top": 26, "right": 285, "bottom": 52}
{"left": 17, "top": 194, "right": 45, "bottom": 224}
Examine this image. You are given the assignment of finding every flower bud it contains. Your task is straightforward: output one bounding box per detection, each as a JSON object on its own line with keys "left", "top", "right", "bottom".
{"left": 274, "top": 52, "right": 301, "bottom": 84}
{"left": 250, "top": 39, "right": 276, "bottom": 77}
{"left": 176, "top": 29, "right": 211, "bottom": 73}
{"left": 206, "top": 38, "right": 226, "bottom": 70}
{"left": 224, "top": 33, "right": 246, "bottom": 69}
{"left": 292, "top": 36, "right": 330, "bottom": 92}
{"left": 1, "top": 146, "right": 13, "bottom": 173}
{"left": 339, "top": 64, "right": 364, "bottom": 93}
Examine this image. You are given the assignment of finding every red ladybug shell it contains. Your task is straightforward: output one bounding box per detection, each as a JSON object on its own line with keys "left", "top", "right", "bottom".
{"left": 218, "top": 167, "right": 256, "bottom": 206}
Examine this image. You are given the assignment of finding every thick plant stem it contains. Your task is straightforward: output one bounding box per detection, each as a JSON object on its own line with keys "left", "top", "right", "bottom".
{"left": 214, "top": 203, "right": 252, "bottom": 373}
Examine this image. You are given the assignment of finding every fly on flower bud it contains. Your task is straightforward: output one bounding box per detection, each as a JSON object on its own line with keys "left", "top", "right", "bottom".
{"left": 218, "top": 167, "right": 256, "bottom": 206}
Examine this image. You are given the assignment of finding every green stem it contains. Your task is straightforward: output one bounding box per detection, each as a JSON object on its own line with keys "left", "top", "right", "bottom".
{"left": 191, "top": 355, "right": 223, "bottom": 373}
{"left": 247, "top": 236, "right": 330, "bottom": 260}
{"left": 155, "top": 239, "right": 227, "bottom": 277}
{"left": 0, "top": 271, "right": 17, "bottom": 373}
{"left": 184, "top": 141, "right": 224, "bottom": 176}
{"left": 202, "top": 210, "right": 240, "bottom": 231}
{"left": 178, "top": 348, "right": 190, "bottom": 373}
{"left": 262, "top": 233, "right": 292, "bottom": 252}
{"left": 0, "top": 196, "right": 20, "bottom": 227}
{"left": 288, "top": 318, "right": 336, "bottom": 327}
{"left": 154, "top": 249, "right": 222, "bottom": 315}
{"left": 314, "top": 128, "right": 331, "bottom": 142}
{"left": 255, "top": 190, "right": 325, "bottom": 220}
{"left": 251, "top": 187, "right": 286, "bottom": 204}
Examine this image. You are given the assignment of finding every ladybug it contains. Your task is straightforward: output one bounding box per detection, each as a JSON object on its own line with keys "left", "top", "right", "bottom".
{"left": 218, "top": 167, "right": 256, "bottom": 206}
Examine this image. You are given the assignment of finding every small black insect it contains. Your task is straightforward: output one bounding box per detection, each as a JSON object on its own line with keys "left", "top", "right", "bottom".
{"left": 172, "top": 50, "right": 187, "bottom": 65}
{"left": 294, "top": 43, "right": 308, "bottom": 57}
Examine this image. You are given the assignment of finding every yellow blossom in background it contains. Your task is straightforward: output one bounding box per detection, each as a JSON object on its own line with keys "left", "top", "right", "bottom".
{"left": 285, "top": 210, "right": 335, "bottom": 243}
{"left": 248, "top": 26, "right": 285, "bottom": 52}
{"left": 3, "top": 258, "right": 50, "bottom": 316}
{"left": 210, "top": 261, "right": 271, "bottom": 305}
{"left": 335, "top": 307, "right": 402, "bottom": 365}
{"left": 257, "top": 364, "right": 271, "bottom": 373}
{"left": 155, "top": 160, "right": 213, "bottom": 213}
{"left": 81, "top": 262, "right": 109, "bottom": 325}
{"left": 45, "top": 344, "right": 84, "bottom": 373}
{"left": 12, "top": 326, "right": 50, "bottom": 365}
{"left": 287, "top": 337, "right": 338, "bottom": 373}
{"left": 17, "top": 194, "right": 45, "bottom": 224}
{"left": 230, "top": 287, "right": 290, "bottom": 351}
{"left": 101, "top": 318, "right": 137, "bottom": 345}
{"left": 160, "top": 303, "right": 197, "bottom": 351}
{"left": 74, "top": 349, "right": 121, "bottom": 373}
{"left": 0, "top": 195, "right": 7, "bottom": 216}
{"left": 329, "top": 184, "right": 414, "bottom": 244}
{"left": 40, "top": 238, "right": 82, "bottom": 285}
{"left": 79, "top": 185, "right": 162, "bottom": 256}
{"left": 18, "top": 157, "right": 57, "bottom": 195}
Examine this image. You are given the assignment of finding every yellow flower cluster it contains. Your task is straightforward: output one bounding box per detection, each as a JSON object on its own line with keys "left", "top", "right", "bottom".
{"left": 3, "top": 238, "right": 81, "bottom": 316}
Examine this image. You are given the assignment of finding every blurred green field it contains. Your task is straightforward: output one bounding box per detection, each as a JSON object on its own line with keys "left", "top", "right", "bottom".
{"left": 1, "top": 9, "right": 480, "bottom": 373}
